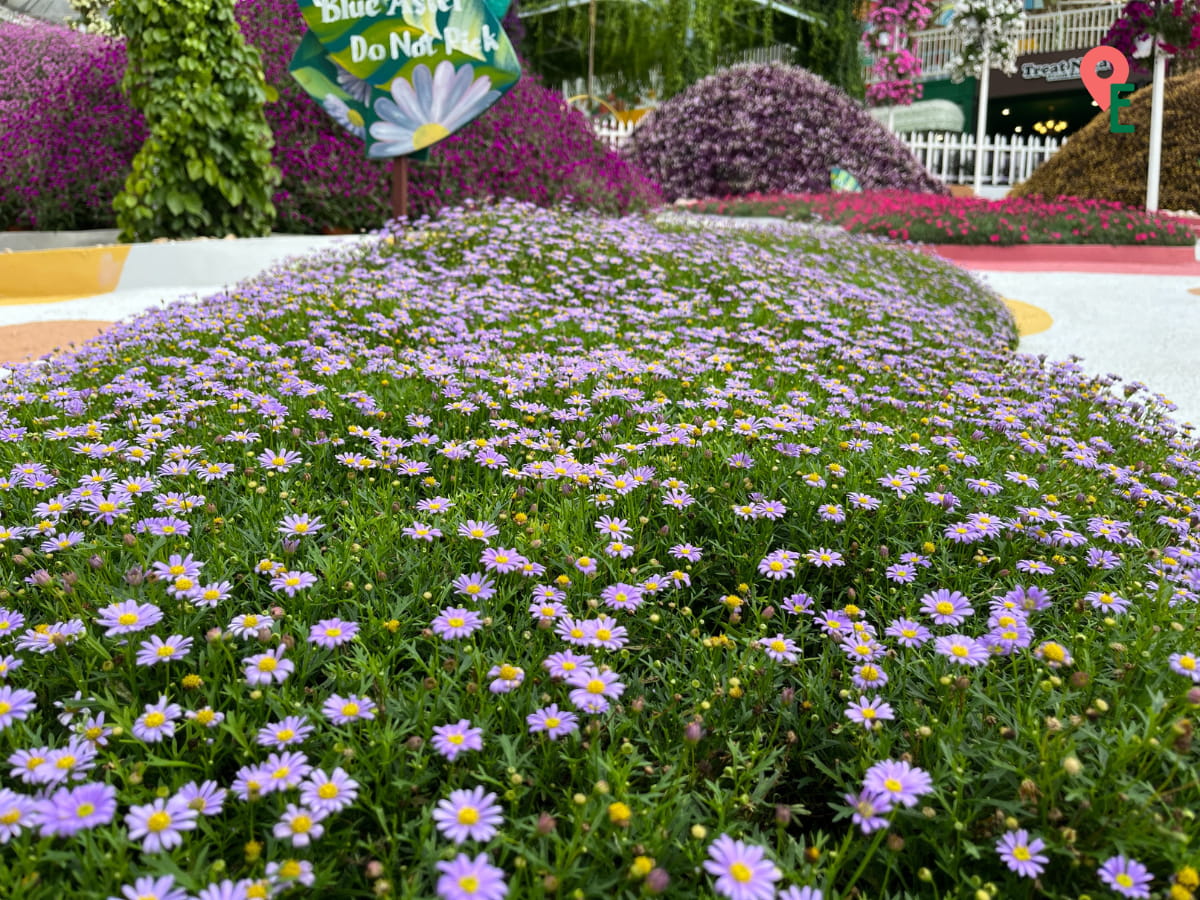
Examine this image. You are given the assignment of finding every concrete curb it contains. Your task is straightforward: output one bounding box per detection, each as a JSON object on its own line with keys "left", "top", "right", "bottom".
{"left": 0, "top": 234, "right": 374, "bottom": 306}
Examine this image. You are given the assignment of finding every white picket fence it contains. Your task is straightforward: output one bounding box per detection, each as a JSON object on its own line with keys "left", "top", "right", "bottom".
{"left": 898, "top": 131, "right": 1065, "bottom": 186}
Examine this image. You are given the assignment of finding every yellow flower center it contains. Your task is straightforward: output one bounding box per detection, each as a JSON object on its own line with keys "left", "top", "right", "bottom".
{"left": 448, "top": 734, "right": 464, "bottom": 745}
{"left": 280, "top": 861, "right": 303, "bottom": 879}
{"left": 595, "top": 629, "right": 612, "bottom": 641}
{"left": 258, "top": 657, "right": 278, "bottom": 672}
{"left": 156, "top": 645, "right": 176, "bottom": 657}
{"left": 457, "top": 875, "right": 480, "bottom": 894}
{"left": 147, "top": 811, "right": 172, "bottom": 832}
{"left": 498, "top": 665, "right": 519, "bottom": 680}
{"left": 729, "top": 862, "right": 753, "bottom": 883}
{"left": 56, "top": 756, "right": 76, "bottom": 770}
{"left": 457, "top": 807, "right": 480, "bottom": 825}
{"left": 143, "top": 712, "right": 166, "bottom": 728}
{"left": 318, "top": 783, "right": 339, "bottom": 799}
{"left": 884, "top": 778, "right": 902, "bottom": 793}
{"left": 324, "top": 627, "right": 342, "bottom": 637}
{"left": 118, "top": 613, "right": 139, "bottom": 626}
{"left": 586, "top": 679, "right": 606, "bottom": 694}
{"left": 0, "top": 810, "right": 20, "bottom": 825}
{"left": 76, "top": 802, "right": 96, "bottom": 818}
{"left": 291, "top": 815, "right": 312, "bottom": 833}
{"left": 935, "top": 601, "right": 954, "bottom": 615}
{"left": 545, "top": 717, "right": 560, "bottom": 728}
{"left": 1013, "top": 846, "right": 1031, "bottom": 861}
{"left": 1117, "top": 874, "right": 1134, "bottom": 888}
{"left": 276, "top": 729, "right": 295, "bottom": 742}
{"left": 448, "top": 618, "right": 464, "bottom": 628}
{"left": 770, "top": 640, "right": 787, "bottom": 653}
{"left": 341, "top": 703, "right": 360, "bottom": 717}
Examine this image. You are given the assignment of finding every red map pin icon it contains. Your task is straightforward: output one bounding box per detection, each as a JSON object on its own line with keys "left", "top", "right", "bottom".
{"left": 1081, "top": 46, "right": 1130, "bottom": 110}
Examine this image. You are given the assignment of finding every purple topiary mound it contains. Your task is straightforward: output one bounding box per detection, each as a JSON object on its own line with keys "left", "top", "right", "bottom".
{"left": 629, "top": 63, "right": 946, "bottom": 201}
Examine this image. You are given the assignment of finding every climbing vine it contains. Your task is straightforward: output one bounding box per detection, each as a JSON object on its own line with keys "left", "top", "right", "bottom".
{"left": 110, "top": 0, "right": 281, "bottom": 241}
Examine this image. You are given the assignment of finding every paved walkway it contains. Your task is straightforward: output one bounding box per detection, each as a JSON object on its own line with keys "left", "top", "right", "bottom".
{"left": 973, "top": 268, "right": 1200, "bottom": 429}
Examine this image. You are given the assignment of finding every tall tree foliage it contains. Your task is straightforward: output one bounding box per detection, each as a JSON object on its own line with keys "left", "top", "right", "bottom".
{"left": 522, "top": 0, "right": 865, "bottom": 101}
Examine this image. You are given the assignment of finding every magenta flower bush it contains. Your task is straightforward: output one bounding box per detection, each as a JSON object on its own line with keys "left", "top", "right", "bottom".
{"left": 0, "top": 2, "right": 659, "bottom": 233}
{"left": 628, "top": 63, "right": 946, "bottom": 202}
{"left": 0, "top": 22, "right": 144, "bottom": 231}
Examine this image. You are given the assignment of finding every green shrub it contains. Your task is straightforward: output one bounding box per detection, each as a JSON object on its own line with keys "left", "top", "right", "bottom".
{"left": 111, "top": 0, "right": 281, "bottom": 240}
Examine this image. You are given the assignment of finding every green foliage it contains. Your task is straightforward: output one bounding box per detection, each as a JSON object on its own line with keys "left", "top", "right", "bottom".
{"left": 110, "top": 0, "right": 281, "bottom": 241}
{"left": 67, "top": 0, "right": 117, "bottom": 36}
{"left": 521, "top": 0, "right": 864, "bottom": 102}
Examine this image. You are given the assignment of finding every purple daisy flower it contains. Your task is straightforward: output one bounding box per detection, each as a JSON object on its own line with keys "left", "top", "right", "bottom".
{"left": 542, "top": 650, "right": 593, "bottom": 680}
{"left": 134, "top": 634, "right": 193, "bottom": 667}
{"left": 177, "top": 780, "right": 226, "bottom": 816}
{"left": 279, "top": 513, "right": 324, "bottom": 537}
{"left": 433, "top": 786, "right": 504, "bottom": 844}
{"left": 1168, "top": 652, "right": 1200, "bottom": 682}
{"left": 920, "top": 589, "right": 974, "bottom": 626}
{"left": 0, "top": 686, "right": 37, "bottom": 731}
{"left": 435, "top": 852, "right": 508, "bottom": 900}
{"left": 844, "top": 695, "right": 895, "bottom": 730}
{"left": 566, "top": 667, "right": 625, "bottom": 714}
{"left": 452, "top": 572, "right": 497, "bottom": 601}
{"left": 885, "top": 618, "right": 931, "bottom": 648}
{"left": 805, "top": 547, "right": 844, "bottom": 568}
{"left": 995, "top": 829, "right": 1048, "bottom": 878}
{"left": 758, "top": 634, "right": 799, "bottom": 663}
{"left": 863, "top": 759, "right": 933, "bottom": 807}
{"left": 458, "top": 520, "right": 501, "bottom": 543}
{"left": 114, "top": 876, "right": 190, "bottom": 900}
{"left": 432, "top": 607, "right": 483, "bottom": 640}
{"left": 431, "top": 720, "right": 484, "bottom": 761}
{"left": 845, "top": 788, "right": 893, "bottom": 834}
{"left": 934, "top": 634, "right": 990, "bottom": 667}
{"left": 258, "top": 448, "right": 302, "bottom": 472}
{"left": 487, "top": 663, "right": 525, "bottom": 694}
{"left": 273, "top": 804, "right": 326, "bottom": 847}
{"left": 526, "top": 704, "right": 579, "bottom": 740}
{"left": 243, "top": 646, "right": 294, "bottom": 685}
{"left": 322, "top": 693, "right": 377, "bottom": 724}
{"left": 263, "top": 751, "right": 312, "bottom": 792}
{"left": 35, "top": 781, "right": 118, "bottom": 836}
{"left": 133, "top": 696, "right": 183, "bottom": 742}
{"left": 0, "top": 787, "right": 38, "bottom": 843}
{"left": 125, "top": 795, "right": 198, "bottom": 853}
{"left": 480, "top": 547, "right": 525, "bottom": 574}
{"left": 300, "top": 767, "right": 359, "bottom": 814}
{"left": 270, "top": 569, "right": 317, "bottom": 597}
{"left": 1097, "top": 855, "right": 1153, "bottom": 898}
{"left": 702, "top": 833, "right": 781, "bottom": 900}
{"left": 256, "top": 715, "right": 314, "bottom": 748}
{"left": 308, "top": 617, "right": 359, "bottom": 648}
{"left": 95, "top": 599, "right": 163, "bottom": 637}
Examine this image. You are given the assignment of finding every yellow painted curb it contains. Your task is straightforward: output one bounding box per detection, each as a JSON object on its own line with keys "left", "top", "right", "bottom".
{"left": 1002, "top": 298, "right": 1053, "bottom": 337}
{"left": 0, "top": 245, "right": 130, "bottom": 306}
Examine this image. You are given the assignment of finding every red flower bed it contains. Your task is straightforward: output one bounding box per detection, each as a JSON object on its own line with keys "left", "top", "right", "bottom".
{"left": 689, "top": 191, "right": 1196, "bottom": 246}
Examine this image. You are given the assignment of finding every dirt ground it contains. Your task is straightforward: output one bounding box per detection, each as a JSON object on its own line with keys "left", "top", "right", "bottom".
{"left": 0, "top": 321, "right": 113, "bottom": 366}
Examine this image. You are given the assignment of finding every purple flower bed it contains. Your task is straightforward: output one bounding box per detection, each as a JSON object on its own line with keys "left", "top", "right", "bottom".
{"left": 628, "top": 63, "right": 946, "bottom": 202}
{"left": 0, "top": 3, "right": 660, "bottom": 234}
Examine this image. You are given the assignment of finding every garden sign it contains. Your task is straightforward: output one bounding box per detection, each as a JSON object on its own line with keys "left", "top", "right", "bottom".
{"left": 289, "top": 0, "right": 521, "bottom": 217}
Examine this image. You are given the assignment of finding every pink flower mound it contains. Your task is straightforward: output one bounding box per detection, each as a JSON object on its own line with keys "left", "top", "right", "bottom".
{"left": 0, "top": 23, "right": 145, "bottom": 231}
{"left": 628, "top": 63, "right": 946, "bottom": 202}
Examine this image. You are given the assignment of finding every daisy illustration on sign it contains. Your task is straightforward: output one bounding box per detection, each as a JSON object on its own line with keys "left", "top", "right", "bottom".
{"left": 289, "top": 0, "right": 521, "bottom": 159}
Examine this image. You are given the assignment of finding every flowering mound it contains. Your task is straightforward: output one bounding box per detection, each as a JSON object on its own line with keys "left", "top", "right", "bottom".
{"left": 690, "top": 191, "right": 1196, "bottom": 245}
{"left": 1011, "top": 68, "right": 1200, "bottom": 212}
{"left": 0, "top": 203, "right": 1198, "bottom": 899}
{"left": 627, "top": 63, "right": 946, "bottom": 201}
{"left": 0, "top": 5, "right": 660, "bottom": 233}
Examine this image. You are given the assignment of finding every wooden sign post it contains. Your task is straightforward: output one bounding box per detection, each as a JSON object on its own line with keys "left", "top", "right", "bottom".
{"left": 391, "top": 156, "right": 409, "bottom": 223}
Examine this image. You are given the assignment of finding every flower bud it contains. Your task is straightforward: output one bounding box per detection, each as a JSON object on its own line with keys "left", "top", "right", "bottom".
{"left": 645, "top": 868, "right": 670, "bottom": 894}
{"left": 125, "top": 566, "right": 144, "bottom": 586}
